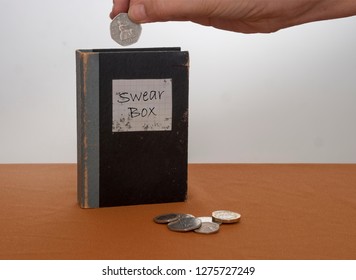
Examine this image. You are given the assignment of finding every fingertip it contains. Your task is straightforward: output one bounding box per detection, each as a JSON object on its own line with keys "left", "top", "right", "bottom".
{"left": 110, "top": 0, "right": 130, "bottom": 20}
{"left": 110, "top": 7, "right": 119, "bottom": 20}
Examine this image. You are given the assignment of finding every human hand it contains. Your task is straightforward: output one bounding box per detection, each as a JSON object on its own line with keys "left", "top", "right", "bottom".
{"left": 110, "top": 0, "right": 356, "bottom": 33}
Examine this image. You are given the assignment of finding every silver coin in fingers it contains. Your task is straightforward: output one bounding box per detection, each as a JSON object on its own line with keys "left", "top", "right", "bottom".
{"left": 110, "top": 13, "right": 142, "bottom": 46}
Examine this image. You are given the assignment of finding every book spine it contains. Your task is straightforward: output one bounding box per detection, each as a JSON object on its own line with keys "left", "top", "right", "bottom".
{"left": 76, "top": 50, "right": 100, "bottom": 208}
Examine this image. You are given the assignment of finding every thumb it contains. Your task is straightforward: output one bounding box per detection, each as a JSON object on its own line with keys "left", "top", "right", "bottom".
{"left": 128, "top": 0, "right": 221, "bottom": 23}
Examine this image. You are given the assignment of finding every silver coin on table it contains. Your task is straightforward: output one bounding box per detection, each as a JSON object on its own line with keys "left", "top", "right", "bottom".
{"left": 153, "top": 213, "right": 180, "bottom": 224}
{"left": 110, "top": 13, "right": 142, "bottom": 46}
{"left": 168, "top": 217, "right": 202, "bottom": 232}
{"left": 197, "top": 216, "right": 222, "bottom": 224}
{"left": 212, "top": 210, "right": 241, "bottom": 224}
{"left": 194, "top": 222, "right": 220, "bottom": 234}
{"left": 178, "top": 213, "right": 195, "bottom": 219}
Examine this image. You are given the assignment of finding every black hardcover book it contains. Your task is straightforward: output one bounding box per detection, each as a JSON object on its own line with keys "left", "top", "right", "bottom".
{"left": 76, "top": 48, "right": 189, "bottom": 208}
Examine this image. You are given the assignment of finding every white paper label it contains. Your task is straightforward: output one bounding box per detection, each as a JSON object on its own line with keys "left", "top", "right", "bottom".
{"left": 112, "top": 79, "right": 172, "bottom": 132}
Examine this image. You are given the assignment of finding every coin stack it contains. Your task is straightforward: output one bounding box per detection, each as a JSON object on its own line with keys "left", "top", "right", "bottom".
{"left": 153, "top": 210, "right": 241, "bottom": 234}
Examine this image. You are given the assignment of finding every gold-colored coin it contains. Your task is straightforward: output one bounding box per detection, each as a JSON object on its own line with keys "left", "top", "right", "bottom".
{"left": 212, "top": 210, "right": 241, "bottom": 224}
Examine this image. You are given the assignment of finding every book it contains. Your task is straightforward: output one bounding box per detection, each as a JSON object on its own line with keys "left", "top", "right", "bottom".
{"left": 76, "top": 48, "right": 189, "bottom": 208}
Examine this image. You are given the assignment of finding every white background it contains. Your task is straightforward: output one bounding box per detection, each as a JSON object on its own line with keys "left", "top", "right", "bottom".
{"left": 1, "top": 0, "right": 355, "bottom": 163}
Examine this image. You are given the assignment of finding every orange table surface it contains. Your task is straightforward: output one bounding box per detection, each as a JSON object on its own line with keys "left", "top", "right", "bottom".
{"left": 1, "top": 164, "right": 355, "bottom": 260}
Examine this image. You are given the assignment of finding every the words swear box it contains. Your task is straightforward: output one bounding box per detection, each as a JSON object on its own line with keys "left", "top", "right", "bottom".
{"left": 112, "top": 78, "right": 173, "bottom": 132}
{"left": 76, "top": 48, "right": 189, "bottom": 208}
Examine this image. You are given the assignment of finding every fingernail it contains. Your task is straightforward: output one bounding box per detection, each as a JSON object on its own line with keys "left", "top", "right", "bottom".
{"left": 129, "top": 4, "right": 148, "bottom": 23}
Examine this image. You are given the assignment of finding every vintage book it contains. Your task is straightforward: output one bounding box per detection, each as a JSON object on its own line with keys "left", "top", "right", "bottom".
{"left": 76, "top": 48, "right": 189, "bottom": 208}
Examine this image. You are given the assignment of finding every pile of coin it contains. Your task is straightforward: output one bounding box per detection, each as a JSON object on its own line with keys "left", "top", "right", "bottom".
{"left": 153, "top": 210, "right": 241, "bottom": 234}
